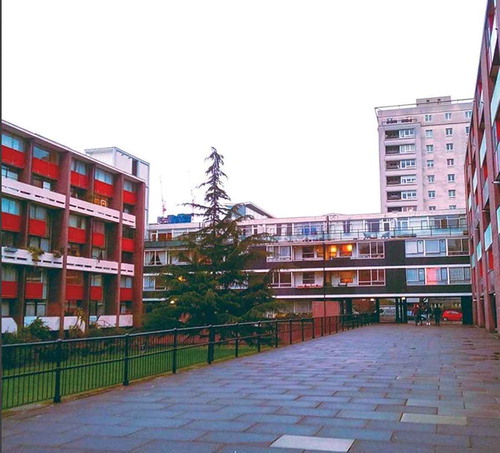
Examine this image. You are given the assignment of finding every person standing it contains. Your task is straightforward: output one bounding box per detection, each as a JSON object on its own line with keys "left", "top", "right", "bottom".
{"left": 424, "top": 305, "right": 432, "bottom": 326}
{"left": 412, "top": 305, "right": 419, "bottom": 325}
{"left": 433, "top": 306, "right": 442, "bottom": 326}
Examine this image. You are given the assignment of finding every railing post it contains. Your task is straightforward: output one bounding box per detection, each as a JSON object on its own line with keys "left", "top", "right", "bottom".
{"left": 235, "top": 323, "right": 239, "bottom": 358}
{"left": 301, "top": 318, "right": 305, "bottom": 342}
{"left": 257, "top": 321, "right": 262, "bottom": 353}
{"left": 274, "top": 319, "right": 279, "bottom": 348}
{"left": 335, "top": 316, "right": 338, "bottom": 333}
{"left": 123, "top": 334, "right": 130, "bottom": 386}
{"left": 53, "top": 339, "right": 63, "bottom": 403}
{"left": 207, "top": 325, "right": 215, "bottom": 364}
{"left": 320, "top": 317, "right": 324, "bottom": 337}
{"left": 172, "top": 329, "right": 178, "bottom": 374}
{"left": 312, "top": 318, "right": 315, "bottom": 339}
{"left": 289, "top": 319, "right": 293, "bottom": 344}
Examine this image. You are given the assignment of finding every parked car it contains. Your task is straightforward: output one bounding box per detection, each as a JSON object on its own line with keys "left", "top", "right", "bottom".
{"left": 442, "top": 310, "right": 463, "bottom": 322}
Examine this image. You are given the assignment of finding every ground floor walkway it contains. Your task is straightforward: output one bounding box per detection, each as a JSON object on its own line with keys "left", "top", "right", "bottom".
{"left": 3, "top": 324, "right": 500, "bottom": 452}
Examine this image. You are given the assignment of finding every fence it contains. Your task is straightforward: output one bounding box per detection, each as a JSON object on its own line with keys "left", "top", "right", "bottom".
{"left": 1, "top": 314, "right": 375, "bottom": 409}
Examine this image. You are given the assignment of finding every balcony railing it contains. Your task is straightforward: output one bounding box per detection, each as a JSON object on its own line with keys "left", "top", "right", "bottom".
{"left": 66, "top": 256, "right": 119, "bottom": 274}
{"left": 2, "top": 178, "right": 66, "bottom": 209}
{"left": 69, "top": 197, "right": 120, "bottom": 223}
{"left": 2, "top": 247, "right": 63, "bottom": 268}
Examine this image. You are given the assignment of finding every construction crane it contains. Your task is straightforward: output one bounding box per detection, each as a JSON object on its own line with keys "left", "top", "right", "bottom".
{"left": 159, "top": 176, "right": 166, "bottom": 217}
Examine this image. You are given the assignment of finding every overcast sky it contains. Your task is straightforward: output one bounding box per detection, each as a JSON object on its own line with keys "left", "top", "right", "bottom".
{"left": 2, "top": 0, "right": 487, "bottom": 222}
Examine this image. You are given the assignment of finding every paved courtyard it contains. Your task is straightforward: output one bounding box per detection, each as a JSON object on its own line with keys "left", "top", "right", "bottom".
{"left": 2, "top": 324, "right": 500, "bottom": 452}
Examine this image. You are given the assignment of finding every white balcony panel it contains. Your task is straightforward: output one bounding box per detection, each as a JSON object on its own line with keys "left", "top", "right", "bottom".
{"left": 121, "top": 262, "right": 135, "bottom": 276}
{"left": 96, "top": 315, "right": 118, "bottom": 328}
{"left": 69, "top": 197, "right": 120, "bottom": 223}
{"left": 66, "top": 256, "right": 119, "bottom": 274}
{"left": 2, "top": 318, "right": 18, "bottom": 333}
{"left": 2, "top": 178, "right": 66, "bottom": 209}
{"left": 2, "top": 247, "right": 63, "bottom": 268}
{"left": 24, "top": 316, "right": 85, "bottom": 331}
{"left": 119, "top": 315, "right": 133, "bottom": 327}
{"left": 122, "top": 212, "right": 136, "bottom": 228}
{"left": 491, "top": 76, "right": 500, "bottom": 124}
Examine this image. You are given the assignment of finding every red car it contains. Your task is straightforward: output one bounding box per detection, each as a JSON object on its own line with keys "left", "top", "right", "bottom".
{"left": 442, "top": 310, "right": 463, "bottom": 322}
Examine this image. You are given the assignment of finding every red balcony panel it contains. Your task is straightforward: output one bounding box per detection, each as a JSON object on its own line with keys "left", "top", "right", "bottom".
{"left": 123, "top": 190, "right": 137, "bottom": 205}
{"left": 2, "top": 213, "right": 22, "bottom": 232}
{"left": 122, "top": 238, "right": 135, "bottom": 252}
{"left": 2, "top": 145, "right": 25, "bottom": 168}
{"left": 2, "top": 281, "right": 18, "bottom": 298}
{"left": 32, "top": 158, "right": 59, "bottom": 179}
{"left": 66, "top": 285, "right": 84, "bottom": 300}
{"left": 120, "top": 288, "right": 133, "bottom": 301}
{"left": 92, "top": 232, "right": 105, "bottom": 248}
{"left": 68, "top": 227, "right": 87, "bottom": 244}
{"left": 25, "top": 282, "right": 44, "bottom": 299}
{"left": 29, "top": 218, "right": 47, "bottom": 237}
{"left": 90, "top": 286, "right": 103, "bottom": 301}
{"left": 71, "top": 171, "right": 89, "bottom": 189}
{"left": 94, "top": 180, "right": 114, "bottom": 197}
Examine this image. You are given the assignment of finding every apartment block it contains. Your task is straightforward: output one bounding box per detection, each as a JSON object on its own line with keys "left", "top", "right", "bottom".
{"left": 1, "top": 120, "right": 148, "bottom": 334}
{"left": 466, "top": 0, "right": 500, "bottom": 333}
{"left": 376, "top": 97, "right": 473, "bottom": 213}
{"left": 144, "top": 209, "right": 472, "bottom": 322}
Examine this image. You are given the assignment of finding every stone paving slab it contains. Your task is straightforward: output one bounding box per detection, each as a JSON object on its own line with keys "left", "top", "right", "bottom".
{"left": 2, "top": 324, "right": 500, "bottom": 452}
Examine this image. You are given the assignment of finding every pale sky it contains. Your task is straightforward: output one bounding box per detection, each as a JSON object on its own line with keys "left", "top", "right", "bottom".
{"left": 2, "top": 0, "right": 486, "bottom": 222}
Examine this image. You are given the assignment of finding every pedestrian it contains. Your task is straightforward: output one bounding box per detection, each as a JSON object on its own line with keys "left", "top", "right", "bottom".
{"left": 412, "top": 305, "right": 419, "bottom": 325}
{"left": 424, "top": 305, "right": 432, "bottom": 326}
{"left": 433, "top": 306, "right": 442, "bottom": 326}
{"left": 416, "top": 304, "right": 423, "bottom": 326}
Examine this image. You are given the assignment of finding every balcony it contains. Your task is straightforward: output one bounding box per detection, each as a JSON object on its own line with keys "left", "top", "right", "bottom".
{"left": 91, "top": 315, "right": 133, "bottom": 328}
{"left": 24, "top": 316, "right": 84, "bottom": 331}
{"left": 121, "top": 262, "right": 135, "bottom": 276}
{"left": 2, "top": 177, "right": 66, "bottom": 209}
{"left": 491, "top": 77, "right": 500, "bottom": 124}
{"left": 1, "top": 318, "right": 18, "bottom": 334}
{"left": 2, "top": 247, "right": 63, "bottom": 268}
{"left": 66, "top": 256, "right": 119, "bottom": 274}
{"left": 69, "top": 197, "right": 120, "bottom": 223}
{"left": 70, "top": 171, "right": 89, "bottom": 189}
{"left": 2, "top": 145, "right": 25, "bottom": 168}
{"left": 482, "top": 181, "right": 490, "bottom": 208}
{"left": 122, "top": 212, "right": 136, "bottom": 228}
{"left": 32, "top": 158, "right": 59, "bottom": 180}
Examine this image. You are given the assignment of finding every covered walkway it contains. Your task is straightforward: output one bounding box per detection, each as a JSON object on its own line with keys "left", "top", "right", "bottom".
{"left": 3, "top": 324, "right": 500, "bottom": 452}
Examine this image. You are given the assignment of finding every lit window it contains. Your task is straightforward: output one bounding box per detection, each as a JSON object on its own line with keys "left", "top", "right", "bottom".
{"left": 426, "top": 145, "right": 434, "bottom": 153}
{"left": 425, "top": 130, "right": 433, "bottom": 138}
{"left": 428, "top": 175, "right": 435, "bottom": 183}
{"left": 445, "top": 128, "right": 453, "bottom": 136}
{"left": 446, "top": 143, "right": 454, "bottom": 151}
{"left": 428, "top": 191, "right": 436, "bottom": 199}
{"left": 448, "top": 189, "right": 456, "bottom": 198}
{"left": 427, "top": 160, "right": 434, "bottom": 168}
{"left": 445, "top": 112, "right": 452, "bottom": 120}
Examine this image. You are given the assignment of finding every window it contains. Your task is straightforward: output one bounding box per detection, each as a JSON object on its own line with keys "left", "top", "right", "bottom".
{"left": 71, "top": 160, "right": 87, "bottom": 175}
{"left": 449, "top": 267, "right": 470, "bottom": 284}
{"left": 428, "top": 191, "right": 436, "bottom": 199}
{"left": 67, "top": 271, "right": 84, "bottom": 285}
{"left": 449, "top": 205, "right": 457, "bottom": 210}
{"left": 447, "top": 159, "right": 455, "bottom": 166}
{"left": 429, "top": 206, "right": 436, "bottom": 211}
{"left": 448, "top": 190, "right": 456, "bottom": 198}
{"left": 267, "top": 246, "right": 291, "bottom": 261}
{"left": 357, "top": 241, "right": 384, "bottom": 258}
{"left": 465, "top": 110, "right": 472, "bottom": 119}
{"left": 2, "top": 197, "right": 21, "bottom": 215}
{"left": 2, "top": 165, "right": 19, "bottom": 180}
{"left": 427, "top": 160, "right": 434, "bottom": 168}
{"left": 406, "top": 240, "right": 424, "bottom": 256}
{"left": 29, "top": 236, "right": 50, "bottom": 252}
{"left": 25, "top": 301, "right": 46, "bottom": 317}
{"left": 145, "top": 250, "right": 166, "bottom": 266}
{"left": 401, "top": 175, "right": 416, "bottom": 184}
{"left": 426, "top": 145, "right": 434, "bottom": 153}
{"left": 448, "top": 238, "right": 469, "bottom": 255}
{"left": 90, "top": 275, "right": 103, "bottom": 286}
{"left": 446, "top": 143, "right": 454, "bottom": 151}
{"left": 406, "top": 268, "right": 425, "bottom": 285}
{"left": 2, "top": 265, "right": 17, "bottom": 281}
{"left": 447, "top": 174, "right": 455, "bottom": 182}
{"left": 30, "top": 205, "right": 48, "bottom": 221}
{"left": 124, "top": 180, "right": 135, "bottom": 192}
{"left": 425, "top": 130, "right": 433, "bottom": 138}
{"left": 358, "top": 269, "right": 385, "bottom": 286}
{"left": 33, "top": 146, "right": 58, "bottom": 163}
{"left": 399, "top": 129, "right": 415, "bottom": 138}
{"left": 424, "top": 114, "right": 432, "bottom": 121}
{"left": 465, "top": 126, "right": 470, "bottom": 134}
{"left": 32, "top": 175, "right": 53, "bottom": 190}
{"left": 271, "top": 272, "right": 292, "bottom": 287}
{"left": 302, "top": 272, "right": 315, "bottom": 285}
{"left": 400, "top": 159, "right": 416, "bottom": 169}
{"left": 425, "top": 239, "right": 446, "bottom": 255}
{"left": 428, "top": 175, "right": 435, "bottom": 183}
{"left": 69, "top": 215, "right": 87, "bottom": 229}
{"left": 400, "top": 144, "right": 415, "bottom": 154}
{"left": 445, "top": 128, "right": 453, "bottom": 136}
{"left": 2, "top": 133, "right": 25, "bottom": 151}
{"left": 121, "top": 276, "right": 133, "bottom": 288}
{"left": 143, "top": 276, "right": 156, "bottom": 290}
{"left": 26, "top": 268, "right": 45, "bottom": 283}
{"left": 339, "top": 244, "right": 353, "bottom": 257}
{"left": 445, "top": 112, "right": 452, "bottom": 120}
{"left": 425, "top": 267, "right": 448, "bottom": 285}
{"left": 91, "top": 247, "right": 107, "bottom": 259}
{"left": 95, "top": 168, "right": 113, "bottom": 184}
{"left": 402, "top": 191, "right": 417, "bottom": 200}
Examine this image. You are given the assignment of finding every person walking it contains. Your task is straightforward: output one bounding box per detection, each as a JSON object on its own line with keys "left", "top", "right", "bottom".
{"left": 424, "top": 305, "right": 432, "bottom": 326}
{"left": 416, "top": 304, "right": 423, "bottom": 326}
{"left": 433, "top": 306, "right": 442, "bottom": 326}
{"left": 412, "top": 305, "right": 419, "bottom": 326}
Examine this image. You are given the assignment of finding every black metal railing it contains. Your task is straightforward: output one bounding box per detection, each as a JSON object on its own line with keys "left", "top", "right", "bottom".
{"left": 1, "top": 313, "right": 375, "bottom": 409}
